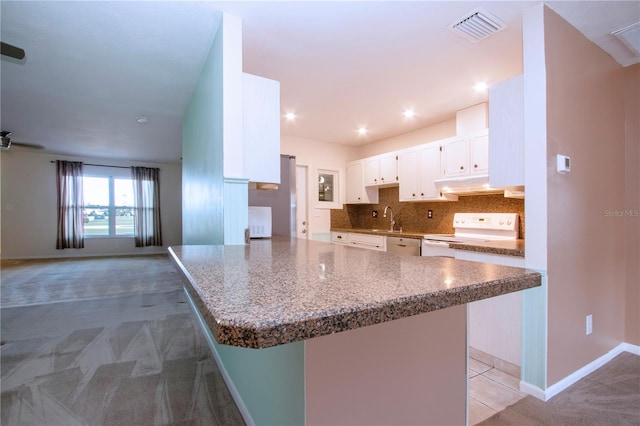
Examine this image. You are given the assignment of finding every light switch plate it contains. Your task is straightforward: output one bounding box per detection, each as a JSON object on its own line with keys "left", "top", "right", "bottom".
{"left": 557, "top": 154, "right": 571, "bottom": 174}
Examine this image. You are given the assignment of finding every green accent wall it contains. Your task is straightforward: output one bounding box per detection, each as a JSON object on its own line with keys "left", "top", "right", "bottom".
{"left": 214, "top": 340, "right": 305, "bottom": 426}
{"left": 182, "top": 16, "right": 224, "bottom": 245}
{"left": 522, "top": 272, "right": 548, "bottom": 389}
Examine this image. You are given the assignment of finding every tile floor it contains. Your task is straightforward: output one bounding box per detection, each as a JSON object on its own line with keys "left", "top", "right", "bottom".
{"left": 469, "top": 356, "right": 526, "bottom": 425}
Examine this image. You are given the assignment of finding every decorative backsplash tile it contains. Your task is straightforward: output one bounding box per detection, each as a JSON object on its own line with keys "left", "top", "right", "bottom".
{"left": 331, "top": 187, "right": 525, "bottom": 238}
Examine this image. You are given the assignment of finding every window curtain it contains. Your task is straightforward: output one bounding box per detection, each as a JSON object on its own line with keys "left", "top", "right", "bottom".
{"left": 56, "top": 160, "right": 85, "bottom": 249}
{"left": 131, "top": 167, "right": 163, "bottom": 247}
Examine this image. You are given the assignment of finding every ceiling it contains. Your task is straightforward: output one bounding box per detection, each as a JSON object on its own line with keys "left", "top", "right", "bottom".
{"left": 1, "top": 1, "right": 638, "bottom": 163}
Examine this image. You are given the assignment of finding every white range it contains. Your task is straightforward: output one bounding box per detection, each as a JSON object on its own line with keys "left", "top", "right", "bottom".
{"left": 421, "top": 213, "right": 519, "bottom": 257}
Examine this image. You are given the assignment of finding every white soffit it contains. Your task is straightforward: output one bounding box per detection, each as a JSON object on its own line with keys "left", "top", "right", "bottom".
{"left": 548, "top": 1, "right": 640, "bottom": 67}
{"left": 612, "top": 22, "right": 640, "bottom": 59}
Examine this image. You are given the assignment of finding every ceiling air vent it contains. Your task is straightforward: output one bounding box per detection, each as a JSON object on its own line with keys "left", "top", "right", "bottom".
{"left": 449, "top": 8, "right": 507, "bottom": 43}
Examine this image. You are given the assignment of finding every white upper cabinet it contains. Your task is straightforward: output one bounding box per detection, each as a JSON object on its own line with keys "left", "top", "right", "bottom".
{"left": 469, "top": 132, "right": 489, "bottom": 174}
{"left": 441, "top": 129, "right": 489, "bottom": 178}
{"left": 346, "top": 160, "right": 379, "bottom": 204}
{"left": 442, "top": 137, "right": 468, "bottom": 178}
{"left": 398, "top": 143, "right": 458, "bottom": 202}
{"left": 398, "top": 150, "right": 419, "bottom": 200}
{"left": 364, "top": 153, "right": 398, "bottom": 186}
{"left": 489, "top": 75, "right": 524, "bottom": 188}
{"left": 243, "top": 73, "right": 280, "bottom": 184}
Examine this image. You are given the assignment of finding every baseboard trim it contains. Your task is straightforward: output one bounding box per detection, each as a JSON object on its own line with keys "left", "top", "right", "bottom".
{"left": 182, "top": 288, "right": 256, "bottom": 426}
{"left": 620, "top": 342, "right": 640, "bottom": 355}
{"left": 539, "top": 342, "right": 636, "bottom": 401}
{"left": 519, "top": 381, "right": 546, "bottom": 401}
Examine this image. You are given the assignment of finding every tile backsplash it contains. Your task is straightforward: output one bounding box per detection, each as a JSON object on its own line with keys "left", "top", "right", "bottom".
{"left": 331, "top": 187, "right": 525, "bottom": 239}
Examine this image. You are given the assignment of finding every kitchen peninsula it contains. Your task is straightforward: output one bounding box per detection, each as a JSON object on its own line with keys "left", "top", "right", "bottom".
{"left": 169, "top": 237, "right": 541, "bottom": 425}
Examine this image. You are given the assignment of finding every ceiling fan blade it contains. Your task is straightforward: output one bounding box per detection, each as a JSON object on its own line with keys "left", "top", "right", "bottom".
{"left": 1, "top": 42, "right": 26, "bottom": 60}
{"left": 12, "top": 141, "right": 44, "bottom": 150}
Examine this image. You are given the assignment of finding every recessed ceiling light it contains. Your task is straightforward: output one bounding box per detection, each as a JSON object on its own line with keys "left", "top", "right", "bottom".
{"left": 136, "top": 116, "right": 149, "bottom": 124}
{"left": 285, "top": 112, "right": 297, "bottom": 121}
{"left": 357, "top": 127, "right": 368, "bottom": 136}
{"left": 474, "top": 82, "right": 488, "bottom": 92}
{"left": 403, "top": 109, "right": 416, "bottom": 119}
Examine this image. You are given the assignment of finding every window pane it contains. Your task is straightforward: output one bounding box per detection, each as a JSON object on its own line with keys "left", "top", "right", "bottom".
{"left": 83, "top": 177, "right": 109, "bottom": 236}
{"left": 114, "top": 178, "right": 134, "bottom": 207}
{"left": 115, "top": 179, "right": 134, "bottom": 236}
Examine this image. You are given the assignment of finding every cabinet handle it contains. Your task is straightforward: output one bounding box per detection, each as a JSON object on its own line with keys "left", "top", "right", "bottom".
{"left": 421, "top": 193, "right": 424, "bottom": 196}
{"left": 302, "top": 221, "right": 307, "bottom": 225}
{"left": 337, "top": 235, "right": 342, "bottom": 239}
{"left": 460, "top": 166, "right": 464, "bottom": 170}
{"left": 374, "top": 178, "right": 377, "bottom": 182}
{"left": 381, "top": 177, "right": 384, "bottom": 181}
{"left": 474, "top": 164, "right": 478, "bottom": 168}
{"left": 302, "top": 229, "right": 307, "bottom": 234}
{"left": 412, "top": 193, "right": 416, "bottom": 197}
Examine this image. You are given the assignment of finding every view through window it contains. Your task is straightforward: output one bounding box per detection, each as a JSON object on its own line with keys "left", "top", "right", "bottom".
{"left": 83, "top": 176, "right": 134, "bottom": 236}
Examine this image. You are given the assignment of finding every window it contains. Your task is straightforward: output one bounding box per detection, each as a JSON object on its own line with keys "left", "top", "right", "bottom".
{"left": 315, "top": 168, "right": 341, "bottom": 209}
{"left": 83, "top": 175, "right": 134, "bottom": 237}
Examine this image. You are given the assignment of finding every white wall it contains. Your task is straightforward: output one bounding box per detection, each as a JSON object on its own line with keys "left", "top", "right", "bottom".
{"left": 281, "top": 135, "right": 358, "bottom": 239}
{"left": 356, "top": 118, "right": 456, "bottom": 158}
{"left": 0, "top": 149, "right": 182, "bottom": 259}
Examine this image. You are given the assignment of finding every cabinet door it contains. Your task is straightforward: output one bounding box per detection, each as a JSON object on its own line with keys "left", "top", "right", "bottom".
{"left": 364, "top": 158, "right": 380, "bottom": 186}
{"left": 489, "top": 75, "right": 524, "bottom": 187}
{"left": 378, "top": 153, "right": 398, "bottom": 185}
{"left": 418, "top": 144, "right": 442, "bottom": 199}
{"left": 442, "top": 137, "right": 468, "bottom": 177}
{"left": 470, "top": 133, "right": 489, "bottom": 175}
{"left": 243, "top": 73, "right": 280, "bottom": 183}
{"left": 398, "top": 150, "right": 419, "bottom": 201}
{"left": 346, "top": 162, "right": 364, "bottom": 203}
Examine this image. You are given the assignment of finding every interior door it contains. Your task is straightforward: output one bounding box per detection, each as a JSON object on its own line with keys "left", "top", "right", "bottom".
{"left": 296, "top": 165, "right": 309, "bottom": 239}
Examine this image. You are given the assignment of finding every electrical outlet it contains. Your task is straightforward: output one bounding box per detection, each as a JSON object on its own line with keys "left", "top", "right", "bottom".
{"left": 372, "top": 210, "right": 378, "bottom": 218}
{"left": 428, "top": 210, "right": 433, "bottom": 219}
{"left": 586, "top": 314, "right": 593, "bottom": 335}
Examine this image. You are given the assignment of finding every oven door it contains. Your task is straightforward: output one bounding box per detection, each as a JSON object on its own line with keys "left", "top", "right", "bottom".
{"left": 421, "top": 240, "right": 455, "bottom": 257}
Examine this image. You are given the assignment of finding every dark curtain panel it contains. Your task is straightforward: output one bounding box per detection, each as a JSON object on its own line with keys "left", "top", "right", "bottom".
{"left": 56, "top": 160, "right": 84, "bottom": 249}
{"left": 131, "top": 167, "right": 163, "bottom": 247}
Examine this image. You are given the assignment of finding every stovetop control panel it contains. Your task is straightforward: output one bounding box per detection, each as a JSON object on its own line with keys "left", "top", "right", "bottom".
{"left": 453, "top": 213, "right": 519, "bottom": 233}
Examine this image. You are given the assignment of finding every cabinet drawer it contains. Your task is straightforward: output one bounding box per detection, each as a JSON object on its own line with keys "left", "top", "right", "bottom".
{"left": 348, "top": 233, "right": 386, "bottom": 251}
{"left": 331, "top": 232, "right": 350, "bottom": 245}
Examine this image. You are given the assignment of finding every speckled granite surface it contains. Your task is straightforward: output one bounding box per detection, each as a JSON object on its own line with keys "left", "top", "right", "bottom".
{"left": 449, "top": 240, "right": 525, "bottom": 257}
{"left": 169, "top": 237, "right": 540, "bottom": 349}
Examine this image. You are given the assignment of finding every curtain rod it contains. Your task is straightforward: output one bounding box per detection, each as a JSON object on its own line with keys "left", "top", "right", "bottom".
{"left": 50, "top": 160, "right": 130, "bottom": 169}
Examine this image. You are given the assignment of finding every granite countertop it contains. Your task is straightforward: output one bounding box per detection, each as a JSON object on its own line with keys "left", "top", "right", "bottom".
{"left": 169, "top": 237, "right": 540, "bottom": 349}
{"left": 331, "top": 227, "right": 426, "bottom": 239}
{"left": 448, "top": 240, "right": 525, "bottom": 257}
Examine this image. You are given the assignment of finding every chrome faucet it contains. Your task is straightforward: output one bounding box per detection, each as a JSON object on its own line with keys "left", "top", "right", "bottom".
{"left": 383, "top": 206, "right": 395, "bottom": 231}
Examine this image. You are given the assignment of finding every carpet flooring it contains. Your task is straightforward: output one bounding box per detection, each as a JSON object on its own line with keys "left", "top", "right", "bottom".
{"left": 478, "top": 351, "right": 640, "bottom": 426}
{"left": 1, "top": 255, "right": 245, "bottom": 426}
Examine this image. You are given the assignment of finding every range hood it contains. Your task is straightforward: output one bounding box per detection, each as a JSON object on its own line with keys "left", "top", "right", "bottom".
{"left": 434, "top": 174, "right": 503, "bottom": 195}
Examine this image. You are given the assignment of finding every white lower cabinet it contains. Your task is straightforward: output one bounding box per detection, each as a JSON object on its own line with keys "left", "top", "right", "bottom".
{"left": 331, "top": 232, "right": 350, "bottom": 245}
{"left": 331, "top": 232, "right": 386, "bottom": 251}
{"left": 456, "top": 250, "right": 524, "bottom": 368}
